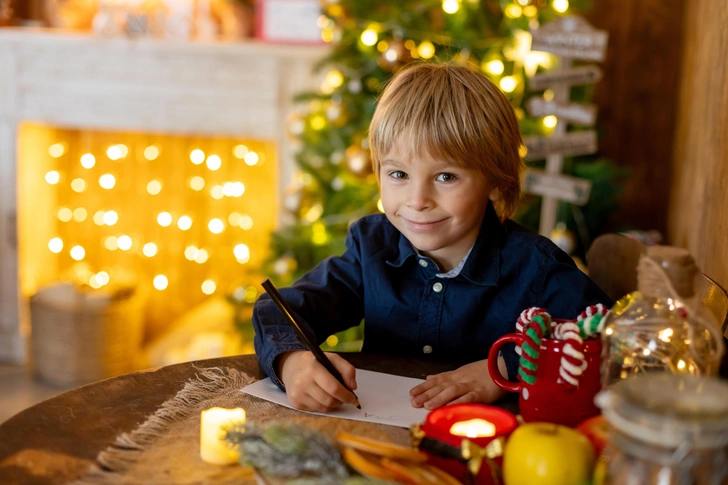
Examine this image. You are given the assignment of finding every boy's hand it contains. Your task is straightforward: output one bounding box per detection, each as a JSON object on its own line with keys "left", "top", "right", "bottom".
{"left": 278, "top": 350, "right": 358, "bottom": 412}
{"left": 409, "top": 357, "right": 508, "bottom": 410}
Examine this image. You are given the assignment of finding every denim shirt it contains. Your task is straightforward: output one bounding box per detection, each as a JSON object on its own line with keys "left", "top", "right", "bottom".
{"left": 253, "top": 203, "right": 612, "bottom": 389}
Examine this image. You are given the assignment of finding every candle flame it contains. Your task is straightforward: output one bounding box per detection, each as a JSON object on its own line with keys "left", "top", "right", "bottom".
{"left": 449, "top": 418, "right": 496, "bottom": 438}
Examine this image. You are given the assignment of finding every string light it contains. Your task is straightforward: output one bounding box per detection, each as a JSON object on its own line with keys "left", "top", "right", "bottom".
{"left": 153, "top": 275, "right": 168, "bottom": 290}
{"left": 244, "top": 152, "right": 259, "bottom": 166}
{"left": 244, "top": 286, "right": 258, "bottom": 303}
{"left": 48, "top": 237, "right": 63, "bottom": 253}
{"left": 228, "top": 212, "right": 243, "bottom": 226}
{"left": 73, "top": 208, "right": 87, "bottom": 222}
{"left": 377, "top": 40, "right": 389, "bottom": 53}
{"left": 195, "top": 249, "right": 209, "bottom": 264}
{"left": 484, "top": 59, "right": 504, "bottom": 75}
{"left": 105, "top": 236, "right": 119, "bottom": 250}
{"left": 544, "top": 89, "right": 555, "bottom": 101}
{"left": 505, "top": 4, "right": 522, "bottom": 18}
{"left": 417, "top": 41, "right": 436, "bottom": 59}
{"left": 499, "top": 76, "right": 518, "bottom": 93}
{"left": 80, "top": 154, "right": 96, "bottom": 169}
{"left": 49, "top": 143, "right": 66, "bottom": 158}
{"left": 552, "top": 0, "right": 569, "bottom": 13}
{"left": 99, "top": 174, "right": 116, "bottom": 189}
{"left": 442, "top": 0, "right": 459, "bottom": 14}
{"left": 184, "top": 246, "right": 199, "bottom": 261}
{"left": 107, "top": 145, "right": 122, "bottom": 161}
{"left": 157, "top": 212, "right": 173, "bottom": 227}
{"left": 70, "top": 245, "right": 85, "bottom": 261}
{"left": 201, "top": 280, "right": 216, "bottom": 295}
{"left": 310, "top": 115, "right": 326, "bottom": 130}
{"left": 523, "top": 5, "right": 537, "bottom": 16}
{"left": 304, "top": 203, "right": 324, "bottom": 223}
{"left": 71, "top": 178, "right": 87, "bottom": 193}
{"left": 321, "top": 28, "right": 334, "bottom": 43}
{"left": 234, "top": 244, "right": 250, "bottom": 263}
{"left": 360, "top": 28, "right": 378, "bottom": 46}
{"left": 177, "top": 215, "right": 192, "bottom": 230}
{"left": 189, "top": 176, "right": 205, "bottom": 191}
{"left": 143, "top": 242, "right": 157, "bottom": 257}
{"left": 190, "top": 149, "right": 205, "bottom": 165}
{"left": 326, "top": 70, "right": 344, "bottom": 88}
{"left": 58, "top": 207, "right": 73, "bottom": 222}
{"left": 206, "top": 155, "right": 222, "bottom": 171}
{"left": 239, "top": 215, "right": 253, "bottom": 230}
{"left": 45, "top": 171, "right": 60, "bottom": 185}
{"left": 147, "top": 180, "right": 162, "bottom": 195}
{"left": 144, "top": 145, "right": 160, "bottom": 161}
{"left": 311, "top": 222, "right": 328, "bottom": 245}
{"left": 210, "top": 185, "right": 224, "bottom": 199}
{"left": 117, "top": 235, "right": 132, "bottom": 251}
{"left": 543, "top": 115, "right": 558, "bottom": 128}
{"left": 233, "top": 144, "right": 249, "bottom": 159}
{"left": 208, "top": 218, "right": 225, "bottom": 234}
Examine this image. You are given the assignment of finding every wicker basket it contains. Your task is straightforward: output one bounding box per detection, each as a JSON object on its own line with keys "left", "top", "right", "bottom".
{"left": 30, "top": 282, "right": 145, "bottom": 386}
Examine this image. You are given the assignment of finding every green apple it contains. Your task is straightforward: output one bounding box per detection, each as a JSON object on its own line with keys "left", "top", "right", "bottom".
{"left": 503, "top": 422, "right": 596, "bottom": 485}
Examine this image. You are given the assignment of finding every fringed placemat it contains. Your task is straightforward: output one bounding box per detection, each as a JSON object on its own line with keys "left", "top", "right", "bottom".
{"left": 71, "top": 367, "right": 409, "bottom": 485}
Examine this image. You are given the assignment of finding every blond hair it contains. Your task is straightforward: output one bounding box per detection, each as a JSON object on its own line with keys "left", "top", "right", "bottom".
{"left": 368, "top": 62, "right": 524, "bottom": 219}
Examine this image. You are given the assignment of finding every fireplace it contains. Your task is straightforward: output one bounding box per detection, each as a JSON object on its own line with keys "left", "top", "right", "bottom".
{"left": 0, "top": 29, "right": 326, "bottom": 364}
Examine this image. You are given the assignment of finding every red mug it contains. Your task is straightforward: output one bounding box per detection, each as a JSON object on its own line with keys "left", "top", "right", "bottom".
{"left": 487, "top": 333, "right": 602, "bottom": 427}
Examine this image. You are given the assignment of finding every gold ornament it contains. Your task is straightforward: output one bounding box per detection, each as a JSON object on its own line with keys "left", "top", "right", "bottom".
{"left": 377, "top": 40, "right": 412, "bottom": 71}
{"left": 345, "top": 145, "right": 372, "bottom": 177}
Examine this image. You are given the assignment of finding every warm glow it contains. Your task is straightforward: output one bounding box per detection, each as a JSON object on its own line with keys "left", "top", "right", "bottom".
{"left": 233, "top": 144, "right": 249, "bottom": 159}
{"left": 80, "top": 153, "right": 96, "bottom": 169}
{"left": 143, "top": 242, "right": 158, "bottom": 257}
{"left": 505, "top": 4, "right": 522, "bottom": 18}
{"left": 58, "top": 207, "right": 73, "bottom": 222}
{"left": 200, "top": 407, "right": 246, "bottom": 465}
{"left": 484, "top": 59, "right": 505, "bottom": 75}
{"left": 234, "top": 244, "right": 250, "bottom": 263}
{"left": 45, "top": 171, "right": 60, "bottom": 185}
{"left": 185, "top": 246, "right": 199, "bottom": 261}
{"left": 48, "top": 237, "right": 63, "bottom": 253}
{"left": 177, "top": 215, "right": 193, "bottom": 231}
{"left": 144, "top": 145, "right": 160, "bottom": 161}
{"left": 304, "top": 203, "right": 324, "bottom": 223}
{"left": 93, "top": 210, "right": 106, "bottom": 226}
{"left": 518, "top": 145, "right": 528, "bottom": 158}
{"left": 552, "top": 0, "right": 569, "bottom": 13}
{"left": 99, "top": 174, "right": 116, "bottom": 189}
{"left": 189, "top": 176, "right": 205, "bottom": 191}
{"left": 49, "top": 143, "right": 66, "bottom": 158}
{"left": 206, "top": 155, "right": 222, "bottom": 171}
{"left": 310, "top": 115, "right": 326, "bottom": 130}
{"left": 321, "top": 28, "right": 334, "bottom": 43}
{"left": 244, "top": 152, "right": 259, "bottom": 166}
{"left": 157, "top": 212, "right": 173, "bottom": 227}
{"left": 499, "top": 76, "right": 517, "bottom": 93}
{"left": 326, "top": 70, "right": 344, "bottom": 88}
{"left": 659, "top": 328, "right": 674, "bottom": 342}
{"left": 605, "top": 327, "right": 613, "bottom": 335}
{"left": 208, "top": 218, "right": 225, "bottom": 234}
{"left": 190, "top": 149, "right": 205, "bottom": 165}
{"left": 107, "top": 145, "right": 123, "bottom": 160}
{"left": 211, "top": 185, "right": 224, "bottom": 200}
{"left": 418, "top": 41, "right": 436, "bottom": 59}
{"left": 147, "top": 180, "right": 162, "bottom": 195}
{"left": 73, "top": 208, "right": 87, "bottom": 221}
{"left": 543, "top": 115, "right": 558, "bottom": 128}
{"left": 153, "top": 275, "right": 169, "bottom": 290}
{"left": 360, "top": 28, "right": 378, "bottom": 46}
{"left": 71, "top": 178, "right": 87, "bottom": 193}
{"left": 377, "top": 199, "right": 384, "bottom": 213}
{"left": 677, "top": 359, "right": 686, "bottom": 370}
{"left": 103, "top": 210, "right": 119, "bottom": 226}
{"left": 201, "top": 280, "right": 216, "bottom": 295}
{"left": 117, "top": 235, "right": 132, "bottom": 251}
{"left": 105, "top": 236, "right": 118, "bottom": 250}
{"left": 442, "top": 0, "right": 460, "bottom": 14}
{"left": 523, "top": 5, "right": 537, "bottom": 16}
{"left": 449, "top": 419, "right": 496, "bottom": 438}
{"left": 70, "top": 245, "right": 85, "bottom": 261}
{"left": 239, "top": 215, "right": 253, "bottom": 230}
{"left": 195, "top": 249, "right": 209, "bottom": 264}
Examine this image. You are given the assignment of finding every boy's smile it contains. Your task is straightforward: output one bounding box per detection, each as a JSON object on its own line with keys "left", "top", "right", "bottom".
{"left": 380, "top": 147, "right": 495, "bottom": 272}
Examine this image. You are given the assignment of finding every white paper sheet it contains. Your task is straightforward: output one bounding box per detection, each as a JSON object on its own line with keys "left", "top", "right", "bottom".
{"left": 241, "top": 369, "right": 430, "bottom": 428}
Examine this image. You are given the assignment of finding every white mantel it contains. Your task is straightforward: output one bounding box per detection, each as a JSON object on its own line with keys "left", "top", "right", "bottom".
{"left": 0, "top": 29, "right": 328, "bottom": 363}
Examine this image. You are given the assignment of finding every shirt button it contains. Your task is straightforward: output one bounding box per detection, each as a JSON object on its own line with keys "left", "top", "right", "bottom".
{"left": 423, "top": 345, "right": 433, "bottom": 354}
{"left": 418, "top": 259, "right": 428, "bottom": 268}
{"left": 432, "top": 282, "right": 443, "bottom": 293}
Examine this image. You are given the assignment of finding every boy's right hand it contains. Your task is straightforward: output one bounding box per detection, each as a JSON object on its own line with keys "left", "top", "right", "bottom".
{"left": 278, "top": 350, "right": 358, "bottom": 412}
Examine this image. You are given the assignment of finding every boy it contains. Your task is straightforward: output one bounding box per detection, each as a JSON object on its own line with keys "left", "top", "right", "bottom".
{"left": 253, "top": 62, "right": 610, "bottom": 412}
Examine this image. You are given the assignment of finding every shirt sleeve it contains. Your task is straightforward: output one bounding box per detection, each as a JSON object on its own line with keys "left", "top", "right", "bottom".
{"left": 252, "top": 225, "right": 365, "bottom": 390}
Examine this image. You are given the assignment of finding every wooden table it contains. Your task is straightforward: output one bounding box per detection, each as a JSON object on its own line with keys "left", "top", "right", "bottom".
{"left": 0, "top": 353, "right": 517, "bottom": 485}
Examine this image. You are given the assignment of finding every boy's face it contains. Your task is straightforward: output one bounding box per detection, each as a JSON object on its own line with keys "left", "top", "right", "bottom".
{"left": 379, "top": 147, "right": 495, "bottom": 271}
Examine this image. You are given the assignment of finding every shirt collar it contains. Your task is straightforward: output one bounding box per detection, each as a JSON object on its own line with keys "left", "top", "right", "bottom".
{"left": 386, "top": 202, "right": 503, "bottom": 286}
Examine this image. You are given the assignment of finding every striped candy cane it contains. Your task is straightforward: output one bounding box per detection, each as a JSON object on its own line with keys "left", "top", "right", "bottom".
{"left": 518, "top": 313, "right": 552, "bottom": 385}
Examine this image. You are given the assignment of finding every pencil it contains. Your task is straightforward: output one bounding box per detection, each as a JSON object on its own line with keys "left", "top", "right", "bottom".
{"left": 261, "top": 279, "right": 361, "bottom": 409}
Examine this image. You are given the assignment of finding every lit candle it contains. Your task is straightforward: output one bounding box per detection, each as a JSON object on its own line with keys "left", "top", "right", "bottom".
{"left": 200, "top": 407, "right": 246, "bottom": 465}
{"left": 449, "top": 418, "right": 497, "bottom": 439}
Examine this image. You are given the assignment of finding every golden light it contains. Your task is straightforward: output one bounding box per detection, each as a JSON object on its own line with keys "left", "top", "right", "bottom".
{"left": 201, "top": 280, "right": 216, "bottom": 295}
{"left": 107, "top": 145, "right": 123, "bottom": 161}
{"left": 153, "top": 275, "right": 168, "bottom": 290}
{"left": 58, "top": 207, "right": 73, "bottom": 222}
{"left": 304, "top": 203, "right": 324, "bottom": 223}
{"left": 244, "top": 152, "right": 259, "bottom": 166}
{"left": 449, "top": 419, "right": 496, "bottom": 438}
{"left": 49, "top": 143, "right": 66, "bottom": 158}
{"left": 311, "top": 222, "right": 328, "bottom": 245}
{"left": 144, "top": 145, "right": 160, "bottom": 161}
{"left": 677, "top": 359, "right": 686, "bottom": 370}
{"left": 48, "top": 237, "right": 63, "bottom": 253}
{"left": 310, "top": 115, "right": 326, "bottom": 131}
{"left": 326, "top": 335, "right": 339, "bottom": 347}
{"left": 518, "top": 145, "right": 528, "bottom": 158}
{"left": 543, "top": 89, "right": 555, "bottom": 101}
{"left": 517, "top": 0, "right": 529, "bottom": 4}
{"left": 147, "top": 180, "right": 162, "bottom": 195}
{"left": 499, "top": 76, "right": 518, "bottom": 93}
{"left": 93, "top": 210, "right": 106, "bottom": 225}
{"left": 543, "top": 115, "right": 558, "bottom": 128}
{"left": 377, "top": 199, "right": 384, "bottom": 213}
{"left": 505, "top": 4, "right": 522, "bottom": 18}
{"left": 195, "top": 249, "right": 209, "bottom": 264}
{"left": 234, "top": 244, "right": 250, "bottom": 263}
{"left": 244, "top": 286, "right": 258, "bottom": 303}
{"left": 524, "top": 51, "right": 553, "bottom": 77}
{"left": 228, "top": 212, "right": 242, "bottom": 226}
{"left": 157, "top": 212, "right": 173, "bottom": 227}
{"left": 233, "top": 144, "right": 249, "bottom": 159}
{"left": 442, "top": 0, "right": 460, "bottom": 14}
{"left": 73, "top": 207, "right": 87, "bottom": 222}
{"left": 45, "top": 171, "right": 60, "bottom": 185}
{"left": 210, "top": 185, "right": 224, "bottom": 200}
{"left": 418, "top": 41, "right": 436, "bottom": 59}
{"left": 643, "top": 348, "right": 651, "bottom": 356}
{"left": 105, "top": 236, "right": 118, "bottom": 250}
{"left": 208, "top": 218, "right": 225, "bottom": 234}
{"left": 80, "top": 153, "right": 96, "bottom": 169}
{"left": 552, "top": 0, "right": 569, "bottom": 13}
{"left": 223, "top": 183, "right": 235, "bottom": 197}
{"left": 184, "top": 246, "right": 199, "bottom": 261}
{"left": 239, "top": 215, "right": 253, "bottom": 230}
{"left": 177, "top": 215, "right": 193, "bottom": 231}
{"left": 206, "top": 155, "right": 222, "bottom": 171}
{"left": 142, "top": 242, "right": 157, "bottom": 257}
{"left": 117, "top": 235, "right": 133, "bottom": 251}
{"left": 360, "top": 28, "right": 378, "bottom": 46}
{"left": 103, "top": 210, "right": 119, "bottom": 225}
{"left": 658, "top": 328, "right": 674, "bottom": 343}
{"left": 484, "top": 59, "right": 505, "bottom": 75}
{"left": 71, "top": 178, "right": 87, "bottom": 193}
{"left": 95, "top": 271, "right": 110, "bottom": 286}
{"left": 321, "top": 28, "right": 334, "bottom": 43}
{"left": 605, "top": 327, "right": 613, "bottom": 335}
{"left": 190, "top": 149, "right": 205, "bottom": 165}
{"left": 70, "top": 245, "right": 85, "bottom": 261}
{"left": 189, "top": 176, "right": 205, "bottom": 191}
{"left": 377, "top": 40, "right": 389, "bottom": 53}
{"left": 99, "top": 174, "right": 116, "bottom": 189}
{"left": 118, "top": 144, "right": 129, "bottom": 158}
{"left": 326, "top": 70, "right": 344, "bottom": 88}
{"left": 523, "top": 5, "right": 537, "bottom": 16}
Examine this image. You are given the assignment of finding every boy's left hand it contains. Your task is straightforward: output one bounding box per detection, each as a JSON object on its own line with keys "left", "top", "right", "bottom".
{"left": 409, "top": 358, "right": 508, "bottom": 410}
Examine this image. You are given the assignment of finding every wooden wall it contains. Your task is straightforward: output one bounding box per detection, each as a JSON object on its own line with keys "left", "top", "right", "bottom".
{"left": 668, "top": 0, "right": 728, "bottom": 289}
{"left": 585, "top": 0, "right": 685, "bottom": 236}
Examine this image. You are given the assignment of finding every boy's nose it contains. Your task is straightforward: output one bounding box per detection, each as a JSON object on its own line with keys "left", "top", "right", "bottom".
{"left": 406, "top": 183, "right": 433, "bottom": 211}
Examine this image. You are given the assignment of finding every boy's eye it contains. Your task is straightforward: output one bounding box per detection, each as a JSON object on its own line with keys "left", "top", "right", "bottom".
{"left": 389, "top": 170, "right": 408, "bottom": 180}
{"left": 436, "top": 173, "right": 457, "bottom": 182}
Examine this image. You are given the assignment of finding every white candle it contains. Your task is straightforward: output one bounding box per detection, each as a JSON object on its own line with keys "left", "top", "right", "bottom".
{"left": 200, "top": 407, "right": 246, "bottom": 465}
{"left": 449, "top": 418, "right": 497, "bottom": 439}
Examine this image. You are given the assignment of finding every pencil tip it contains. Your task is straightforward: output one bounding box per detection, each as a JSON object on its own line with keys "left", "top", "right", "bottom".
{"left": 356, "top": 404, "right": 362, "bottom": 410}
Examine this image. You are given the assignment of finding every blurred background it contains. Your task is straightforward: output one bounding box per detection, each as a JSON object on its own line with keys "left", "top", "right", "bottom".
{"left": 1, "top": 0, "right": 725, "bottom": 422}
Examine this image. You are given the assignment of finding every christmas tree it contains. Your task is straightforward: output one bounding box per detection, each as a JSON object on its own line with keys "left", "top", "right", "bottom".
{"left": 235, "top": 0, "right": 624, "bottom": 350}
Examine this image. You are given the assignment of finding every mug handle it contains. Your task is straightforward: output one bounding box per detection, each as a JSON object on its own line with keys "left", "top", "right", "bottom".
{"left": 488, "top": 334, "right": 523, "bottom": 393}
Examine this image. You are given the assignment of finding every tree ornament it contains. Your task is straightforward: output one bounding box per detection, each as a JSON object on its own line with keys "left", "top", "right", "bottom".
{"left": 345, "top": 145, "right": 372, "bottom": 177}
{"left": 377, "top": 39, "right": 411, "bottom": 71}
{"left": 550, "top": 222, "right": 576, "bottom": 254}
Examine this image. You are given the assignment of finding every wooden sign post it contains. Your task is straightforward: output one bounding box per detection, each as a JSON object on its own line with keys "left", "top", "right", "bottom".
{"left": 525, "top": 16, "right": 608, "bottom": 237}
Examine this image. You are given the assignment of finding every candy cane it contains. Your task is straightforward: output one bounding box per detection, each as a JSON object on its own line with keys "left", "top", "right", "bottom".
{"left": 576, "top": 304, "right": 610, "bottom": 339}
{"left": 552, "top": 320, "right": 586, "bottom": 387}
{"left": 518, "top": 313, "right": 551, "bottom": 385}
{"left": 515, "top": 307, "right": 550, "bottom": 356}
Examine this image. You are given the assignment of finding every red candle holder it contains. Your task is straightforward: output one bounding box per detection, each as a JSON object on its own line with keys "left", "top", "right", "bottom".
{"left": 413, "top": 404, "right": 519, "bottom": 485}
